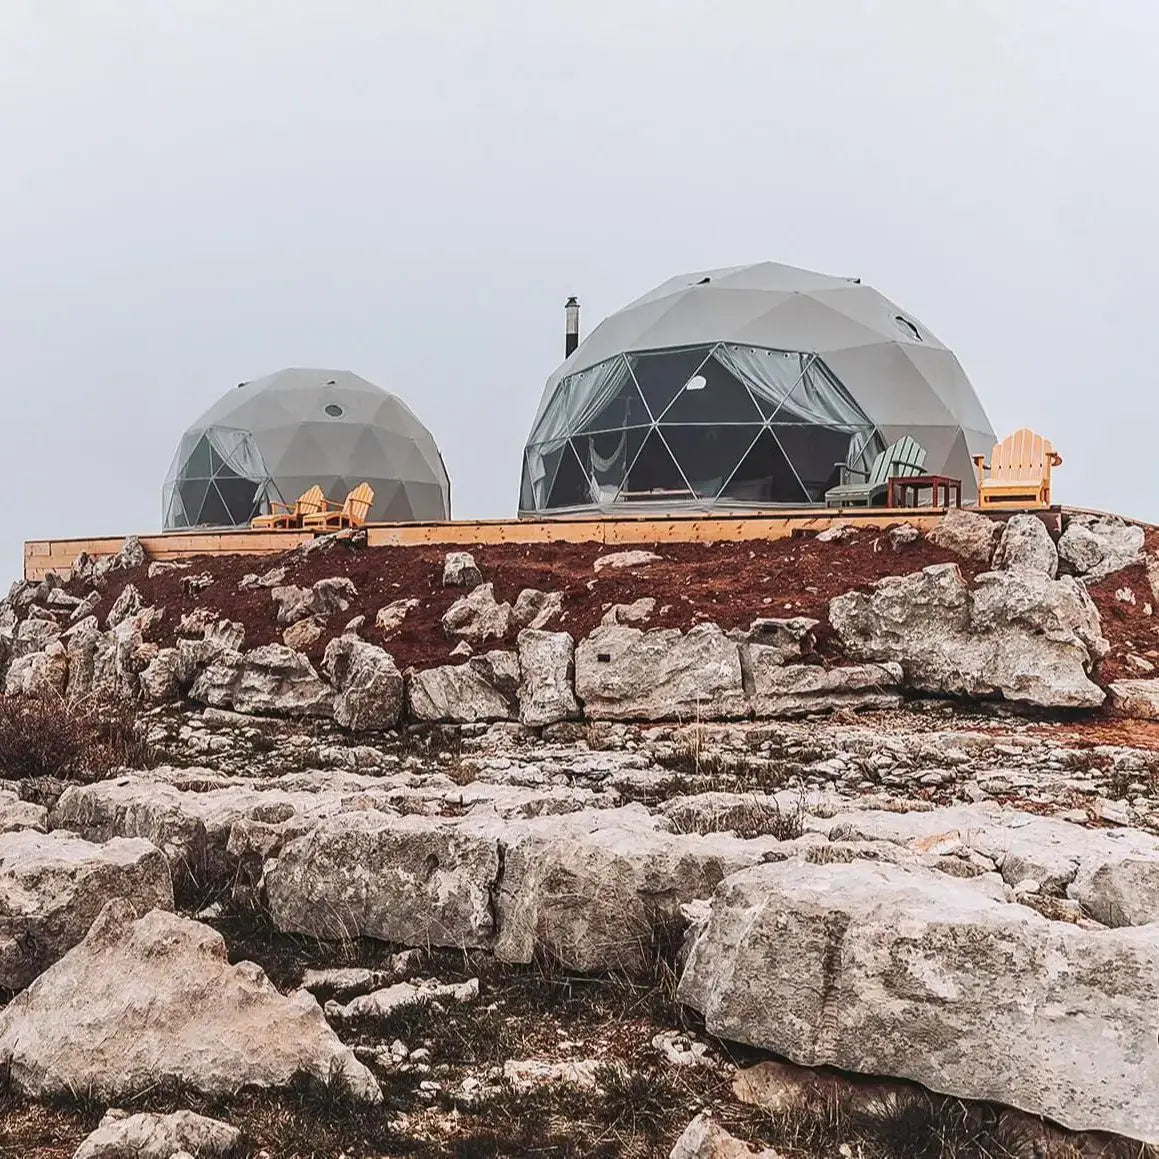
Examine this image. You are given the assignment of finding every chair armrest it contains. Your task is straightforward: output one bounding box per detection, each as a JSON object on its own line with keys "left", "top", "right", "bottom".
{"left": 1049, "top": 452, "right": 1063, "bottom": 466}
{"left": 972, "top": 456, "right": 987, "bottom": 468}
{"left": 836, "top": 462, "right": 870, "bottom": 482}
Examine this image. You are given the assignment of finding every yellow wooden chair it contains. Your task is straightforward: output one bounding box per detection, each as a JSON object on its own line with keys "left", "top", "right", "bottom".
{"left": 302, "top": 482, "right": 375, "bottom": 531}
{"left": 250, "top": 485, "right": 326, "bottom": 530}
{"left": 973, "top": 428, "right": 1062, "bottom": 509}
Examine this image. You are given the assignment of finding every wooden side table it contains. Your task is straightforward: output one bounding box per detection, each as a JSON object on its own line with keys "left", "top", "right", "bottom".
{"left": 888, "top": 474, "right": 962, "bottom": 509}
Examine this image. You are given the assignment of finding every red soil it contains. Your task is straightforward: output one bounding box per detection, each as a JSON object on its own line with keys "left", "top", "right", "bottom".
{"left": 66, "top": 528, "right": 975, "bottom": 671}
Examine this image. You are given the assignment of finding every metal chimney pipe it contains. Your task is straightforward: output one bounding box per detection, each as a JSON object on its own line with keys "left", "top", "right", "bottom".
{"left": 564, "top": 296, "right": 580, "bottom": 357}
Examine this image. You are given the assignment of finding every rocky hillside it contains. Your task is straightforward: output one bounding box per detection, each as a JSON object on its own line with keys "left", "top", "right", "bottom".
{"left": 1, "top": 509, "right": 1159, "bottom": 1157}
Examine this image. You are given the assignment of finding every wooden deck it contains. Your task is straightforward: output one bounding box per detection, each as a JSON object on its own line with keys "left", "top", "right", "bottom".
{"left": 22, "top": 506, "right": 1045, "bottom": 581}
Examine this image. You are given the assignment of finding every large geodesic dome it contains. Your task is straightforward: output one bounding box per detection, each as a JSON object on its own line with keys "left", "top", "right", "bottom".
{"left": 520, "top": 262, "right": 995, "bottom": 513}
{"left": 163, "top": 368, "right": 450, "bottom": 529}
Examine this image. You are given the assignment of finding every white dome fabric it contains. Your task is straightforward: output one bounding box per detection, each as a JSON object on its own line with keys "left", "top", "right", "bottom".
{"left": 521, "top": 262, "right": 995, "bottom": 513}
{"left": 163, "top": 368, "right": 450, "bottom": 529}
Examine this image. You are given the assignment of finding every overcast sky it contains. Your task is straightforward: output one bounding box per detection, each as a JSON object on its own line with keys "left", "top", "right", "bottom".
{"left": 3, "top": 1, "right": 1156, "bottom": 581}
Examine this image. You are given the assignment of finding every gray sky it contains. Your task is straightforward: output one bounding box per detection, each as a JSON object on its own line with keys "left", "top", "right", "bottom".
{"left": 3, "top": 1, "right": 1157, "bottom": 581}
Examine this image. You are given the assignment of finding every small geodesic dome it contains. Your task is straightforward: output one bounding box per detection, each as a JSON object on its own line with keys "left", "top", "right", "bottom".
{"left": 163, "top": 368, "right": 450, "bottom": 529}
{"left": 520, "top": 262, "right": 995, "bottom": 513}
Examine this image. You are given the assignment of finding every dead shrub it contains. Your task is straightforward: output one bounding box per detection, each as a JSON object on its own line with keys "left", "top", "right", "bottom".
{"left": 0, "top": 693, "right": 155, "bottom": 781}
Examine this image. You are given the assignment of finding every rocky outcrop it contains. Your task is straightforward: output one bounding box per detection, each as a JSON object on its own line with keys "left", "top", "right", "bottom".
{"left": 0, "top": 830, "right": 173, "bottom": 989}
{"left": 406, "top": 652, "right": 518, "bottom": 723}
{"left": 265, "top": 811, "right": 500, "bottom": 947}
{"left": 442, "top": 551, "right": 482, "bottom": 589}
{"left": 0, "top": 901, "right": 380, "bottom": 1102}
{"left": 441, "top": 583, "right": 513, "bottom": 646}
{"left": 829, "top": 564, "right": 1107, "bottom": 708}
{"left": 575, "top": 624, "right": 748, "bottom": 721}
{"left": 991, "top": 514, "right": 1058, "bottom": 577}
{"left": 1109, "top": 679, "right": 1159, "bottom": 720}
{"left": 322, "top": 637, "right": 403, "bottom": 730}
{"left": 517, "top": 630, "right": 580, "bottom": 726}
{"left": 743, "top": 657, "right": 903, "bottom": 718}
{"left": 190, "top": 645, "right": 334, "bottom": 717}
{"left": 925, "top": 509, "right": 1001, "bottom": 562}
{"left": 5, "top": 641, "right": 68, "bottom": 697}
{"left": 72, "top": 1109, "right": 240, "bottom": 1159}
{"left": 678, "top": 859, "right": 1159, "bottom": 1142}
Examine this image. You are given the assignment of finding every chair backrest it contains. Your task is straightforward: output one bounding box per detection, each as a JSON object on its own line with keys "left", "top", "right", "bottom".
{"left": 988, "top": 428, "right": 1055, "bottom": 483}
{"left": 296, "top": 485, "right": 326, "bottom": 516}
{"left": 866, "top": 436, "right": 926, "bottom": 486}
{"left": 343, "top": 482, "right": 375, "bottom": 525}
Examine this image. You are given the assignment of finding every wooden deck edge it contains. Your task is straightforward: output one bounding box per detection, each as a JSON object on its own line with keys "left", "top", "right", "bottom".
{"left": 21, "top": 506, "right": 1077, "bottom": 581}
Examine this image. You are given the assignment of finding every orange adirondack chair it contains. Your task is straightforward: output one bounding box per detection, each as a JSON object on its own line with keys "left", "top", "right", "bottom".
{"left": 973, "top": 429, "right": 1062, "bottom": 509}
{"left": 302, "top": 482, "right": 375, "bottom": 531}
{"left": 250, "top": 485, "right": 327, "bottom": 530}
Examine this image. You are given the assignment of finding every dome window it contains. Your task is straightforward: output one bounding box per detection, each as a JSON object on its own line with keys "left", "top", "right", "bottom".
{"left": 894, "top": 315, "right": 922, "bottom": 341}
{"left": 324, "top": 404, "right": 344, "bottom": 417}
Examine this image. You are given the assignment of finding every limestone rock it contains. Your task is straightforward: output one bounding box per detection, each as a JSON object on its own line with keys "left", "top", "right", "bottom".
{"left": 271, "top": 578, "right": 356, "bottom": 626}
{"left": 442, "top": 551, "right": 482, "bottom": 589}
{"left": 5, "top": 642, "right": 68, "bottom": 698}
{"left": 325, "top": 977, "right": 478, "bottom": 1023}
{"left": 926, "top": 508, "right": 1001, "bottom": 562}
{"left": 992, "top": 514, "right": 1058, "bottom": 577}
{"left": 0, "top": 900, "right": 380, "bottom": 1102}
{"left": 829, "top": 563, "right": 1106, "bottom": 708}
{"left": 238, "top": 565, "right": 286, "bottom": 591}
{"left": 669, "top": 1113, "right": 780, "bottom": 1159}
{"left": 12, "top": 616, "right": 62, "bottom": 660}
{"left": 68, "top": 590, "right": 101, "bottom": 624}
{"left": 601, "top": 598, "right": 656, "bottom": 626}
{"left": 593, "top": 549, "right": 663, "bottom": 572}
{"left": 266, "top": 811, "right": 500, "bottom": 947}
{"left": 441, "top": 583, "right": 513, "bottom": 645}
{"left": 139, "top": 648, "right": 182, "bottom": 704}
{"left": 105, "top": 584, "right": 143, "bottom": 629}
{"left": 282, "top": 618, "right": 324, "bottom": 652}
{"left": 376, "top": 598, "right": 419, "bottom": 636}
{"left": 493, "top": 807, "right": 776, "bottom": 973}
{"left": 734, "top": 617, "right": 818, "bottom": 663}
{"left": 678, "top": 859, "right": 1159, "bottom": 1142}
{"left": 517, "top": 629, "right": 580, "bottom": 726}
{"left": 0, "top": 829, "right": 173, "bottom": 990}
{"left": 1109, "top": 679, "right": 1159, "bottom": 720}
{"left": 888, "top": 523, "right": 920, "bottom": 550}
{"left": 190, "top": 645, "right": 334, "bottom": 717}
{"left": 0, "top": 790, "right": 47, "bottom": 834}
{"left": 744, "top": 658, "right": 903, "bottom": 718}
{"left": 63, "top": 616, "right": 102, "bottom": 699}
{"left": 1059, "top": 516, "right": 1145, "bottom": 579}
{"left": 512, "top": 588, "right": 563, "bottom": 630}
{"left": 321, "top": 637, "right": 403, "bottom": 730}
{"left": 503, "top": 1058, "right": 604, "bottom": 1094}
{"left": 71, "top": 1109, "right": 240, "bottom": 1159}
{"left": 148, "top": 559, "right": 191, "bottom": 578}
{"left": 406, "top": 652, "right": 517, "bottom": 723}
{"left": 575, "top": 624, "right": 747, "bottom": 721}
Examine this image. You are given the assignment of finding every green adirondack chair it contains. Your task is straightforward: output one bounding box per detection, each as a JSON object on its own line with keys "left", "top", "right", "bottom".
{"left": 824, "top": 436, "right": 926, "bottom": 508}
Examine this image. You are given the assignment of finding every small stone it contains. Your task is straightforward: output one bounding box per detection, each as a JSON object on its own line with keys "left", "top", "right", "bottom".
{"left": 593, "top": 550, "right": 662, "bottom": 572}
{"left": 443, "top": 552, "right": 483, "bottom": 589}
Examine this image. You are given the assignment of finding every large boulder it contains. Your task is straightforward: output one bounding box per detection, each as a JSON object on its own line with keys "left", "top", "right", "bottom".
{"left": 12, "top": 617, "right": 62, "bottom": 661}
{"left": 265, "top": 811, "right": 500, "bottom": 947}
{"left": 0, "top": 790, "right": 47, "bottom": 834}
{"left": 322, "top": 637, "right": 404, "bottom": 730}
{"left": 991, "top": 514, "right": 1058, "bottom": 577}
{"left": 0, "top": 830, "right": 172, "bottom": 989}
{"left": 926, "top": 509, "right": 1001, "bottom": 563}
{"left": 105, "top": 583, "right": 143, "bottom": 629}
{"left": 678, "top": 859, "right": 1159, "bottom": 1142}
{"left": 72, "top": 1109, "right": 240, "bottom": 1159}
{"left": 575, "top": 624, "right": 748, "bottom": 721}
{"left": 0, "top": 901, "right": 380, "bottom": 1102}
{"left": 517, "top": 630, "right": 580, "bottom": 726}
{"left": 1059, "top": 516, "right": 1145, "bottom": 579}
{"left": 270, "top": 577, "right": 357, "bottom": 626}
{"left": 743, "top": 654, "right": 902, "bottom": 718}
{"left": 406, "top": 652, "right": 518, "bottom": 723}
{"left": 441, "top": 583, "right": 513, "bottom": 645}
{"left": 734, "top": 617, "right": 818, "bottom": 664}
{"left": 512, "top": 588, "right": 563, "bottom": 630}
{"left": 493, "top": 808, "right": 776, "bottom": 973}
{"left": 190, "top": 645, "right": 334, "bottom": 717}
{"left": 829, "top": 564, "right": 1106, "bottom": 709}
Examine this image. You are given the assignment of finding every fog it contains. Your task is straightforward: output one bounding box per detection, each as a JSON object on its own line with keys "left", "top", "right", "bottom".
{"left": 3, "top": 0, "right": 1156, "bottom": 581}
